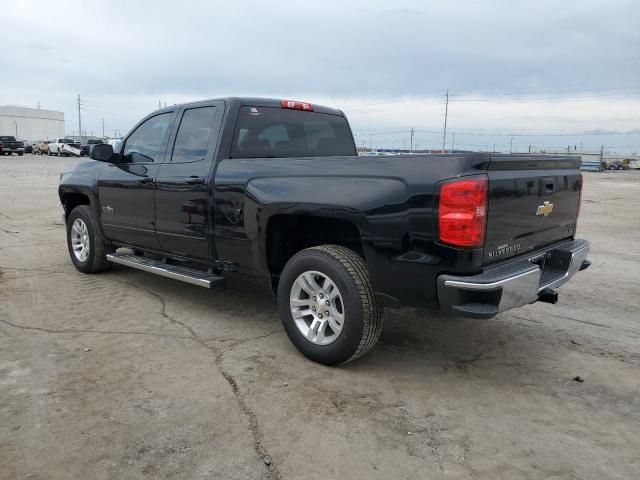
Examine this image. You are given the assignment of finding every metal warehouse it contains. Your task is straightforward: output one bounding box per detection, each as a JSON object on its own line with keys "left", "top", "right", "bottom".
{"left": 0, "top": 106, "right": 65, "bottom": 141}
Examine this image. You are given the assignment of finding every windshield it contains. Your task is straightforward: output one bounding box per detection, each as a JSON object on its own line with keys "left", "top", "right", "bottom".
{"left": 61, "top": 139, "right": 75, "bottom": 143}
{"left": 0, "top": 136, "right": 17, "bottom": 142}
{"left": 230, "top": 107, "right": 356, "bottom": 158}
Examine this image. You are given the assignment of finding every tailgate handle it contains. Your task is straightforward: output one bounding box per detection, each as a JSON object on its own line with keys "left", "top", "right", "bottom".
{"left": 540, "top": 177, "right": 556, "bottom": 196}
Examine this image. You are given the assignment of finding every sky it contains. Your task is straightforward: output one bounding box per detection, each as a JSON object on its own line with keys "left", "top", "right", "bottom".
{"left": 1, "top": 0, "right": 639, "bottom": 153}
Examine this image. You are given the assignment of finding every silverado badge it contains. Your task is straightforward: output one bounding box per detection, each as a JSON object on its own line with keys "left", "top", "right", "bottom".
{"left": 536, "top": 201, "right": 554, "bottom": 217}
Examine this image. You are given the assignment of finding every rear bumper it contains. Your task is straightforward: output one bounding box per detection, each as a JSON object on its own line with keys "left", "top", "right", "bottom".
{"left": 437, "top": 239, "right": 590, "bottom": 319}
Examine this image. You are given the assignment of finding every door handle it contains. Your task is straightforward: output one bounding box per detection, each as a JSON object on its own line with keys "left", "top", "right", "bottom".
{"left": 137, "top": 177, "right": 153, "bottom": 184}
{"left": 185, "top": 176, "right": 206, "bottom": 185}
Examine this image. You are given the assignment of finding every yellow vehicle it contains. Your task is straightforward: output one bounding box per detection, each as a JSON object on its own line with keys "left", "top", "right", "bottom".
{"left": 32, "top": 141, "right": 50, "bottom": 155}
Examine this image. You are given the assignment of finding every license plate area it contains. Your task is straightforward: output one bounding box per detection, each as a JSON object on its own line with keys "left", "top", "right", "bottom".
{"left": 530, "top": 249, "right": 572, "bottom": 287}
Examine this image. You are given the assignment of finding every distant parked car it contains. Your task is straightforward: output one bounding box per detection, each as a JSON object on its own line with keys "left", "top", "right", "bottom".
{"left": 23, "top": 141, "right": 34, "bottom": 154}
{"left": 80, "top": 139, "right": 104, "bottom": 156}
{"left": 32, "top": 141, "right": 51, "bottom": 155}
{"left": 0, "top": 136, "right": 25, "bottom": 156}
{"left": 48, "top": 138, "right": 81, "bottom": 156}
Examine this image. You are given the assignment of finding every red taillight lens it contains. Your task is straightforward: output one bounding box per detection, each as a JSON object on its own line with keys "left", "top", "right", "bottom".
{"left": 281, "top": 99, "right": 314, "bottom": 111}
{"left": 438, "top": 178, "right": 488, "bottom": 247}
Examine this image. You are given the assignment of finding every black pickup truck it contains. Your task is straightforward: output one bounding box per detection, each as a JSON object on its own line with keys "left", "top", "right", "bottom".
{"left": 0, "top": 136, "right": 25, "bottom": 156}
{"left": 58, "top": 97, "right": 590, "bottom": 365}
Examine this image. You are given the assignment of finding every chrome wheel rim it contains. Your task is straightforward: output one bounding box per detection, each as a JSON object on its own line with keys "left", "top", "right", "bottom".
{"left": 290, "top": 270, "right": 345, "bottom": 346}
{"left": 71, "top": 219, "right": 90, "bottom": 263}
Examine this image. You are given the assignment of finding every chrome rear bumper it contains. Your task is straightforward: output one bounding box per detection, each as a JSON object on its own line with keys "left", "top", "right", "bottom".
{"left": 437, "top": 239, "right": 590, "bottom": 318}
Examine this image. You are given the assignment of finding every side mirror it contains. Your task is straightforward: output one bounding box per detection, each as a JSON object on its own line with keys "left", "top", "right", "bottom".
{"left": 90, "top": 143, "right": 114, "bottom": 162}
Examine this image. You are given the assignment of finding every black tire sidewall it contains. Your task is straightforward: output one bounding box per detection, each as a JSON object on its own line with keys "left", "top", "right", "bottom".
{"left": 278, "top": 250, "right": 366, "bottom": 365}
{"left": 67, "top": 206, "right": 98, "bottom": 273}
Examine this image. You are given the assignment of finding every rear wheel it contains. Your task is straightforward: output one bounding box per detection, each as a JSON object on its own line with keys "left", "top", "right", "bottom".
{"left": 66, "top": 205, "right": 112, "bottom": 273}
{"left": 277, "top": 245, "right": 384, "bottom": 366}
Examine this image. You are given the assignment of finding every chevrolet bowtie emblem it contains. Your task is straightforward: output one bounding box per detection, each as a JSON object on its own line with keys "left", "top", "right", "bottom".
{"left": 536, "top": 201, "right": 554, "bottom": 217}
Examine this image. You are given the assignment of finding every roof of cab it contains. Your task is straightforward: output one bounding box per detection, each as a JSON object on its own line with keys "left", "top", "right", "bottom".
{"left": 153, "top": 97, "right": 345, "bottom": 117}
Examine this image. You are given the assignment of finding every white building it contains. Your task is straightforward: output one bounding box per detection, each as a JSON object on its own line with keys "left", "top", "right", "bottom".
{"left": 0, "top": 106, "right": 65, "bottom": 141}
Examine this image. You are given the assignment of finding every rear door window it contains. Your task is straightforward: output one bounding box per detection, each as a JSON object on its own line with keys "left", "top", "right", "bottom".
{"left": 171, "top": 106, "right": 217, "bottom": 163}
{"left": 230, "top": 107, "right": 356, "bottom": 158}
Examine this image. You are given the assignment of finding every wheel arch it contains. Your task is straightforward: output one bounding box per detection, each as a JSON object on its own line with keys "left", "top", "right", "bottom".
{"left": 264, "top": 213, "right": 366, "bottom": 292}
{"left": 58, "top": 185, "right": 108, "bottom": 241}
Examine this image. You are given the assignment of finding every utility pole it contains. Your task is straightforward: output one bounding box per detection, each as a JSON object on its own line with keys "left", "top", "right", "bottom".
{"left": 442, "top": 90, "right": 449, "bottom": 152}
{"left": 77, "top": 94, "right": 83, "bottom": 139}
{"left": 101, "top": 118, "right": 105, "bottom": 139}
{"left": 528, "top": 144, "right": 531, "bottom": 154}
{"left": 451, "top": 132, "right": 455, "bottom": 152}
{"left": 159, "top": 100, "right": 162, "bottom": 109}
{"left": 37, "top": 101, "right": 41, "bottom": 109}
{"left": 600, "top": 145, "right": 604, "bottom": 170}
{"left": 410, "top": 128, "right": 414, "bottom": 154}
{"left": 509, "top": 137, "right": 514, "bottom": 154}
{"left": 493, "top": 143, "right": 496, "bottom": 152}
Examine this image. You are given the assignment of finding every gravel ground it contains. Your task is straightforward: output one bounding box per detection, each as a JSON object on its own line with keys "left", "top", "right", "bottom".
{"left": 1, "top": 154, "right": 639, "bottom": 480}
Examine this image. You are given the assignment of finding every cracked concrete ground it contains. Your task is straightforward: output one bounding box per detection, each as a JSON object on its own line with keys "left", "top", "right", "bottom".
{"left": 1, "top": 155, "right": 639, "bottom": 480}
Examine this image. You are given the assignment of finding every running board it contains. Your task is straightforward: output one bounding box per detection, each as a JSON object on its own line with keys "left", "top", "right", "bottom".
{"left": 106, "top": 253, "right": 225, "bottom": 288}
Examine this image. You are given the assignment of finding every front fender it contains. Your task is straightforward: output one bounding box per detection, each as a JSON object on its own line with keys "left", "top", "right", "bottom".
{"left": 58, "top": 161, "right": 106, "bottom": 239}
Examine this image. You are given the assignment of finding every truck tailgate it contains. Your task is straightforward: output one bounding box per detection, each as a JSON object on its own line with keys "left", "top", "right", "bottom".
{"left": 484, "top": 155, "right": 582, "bottom": 264}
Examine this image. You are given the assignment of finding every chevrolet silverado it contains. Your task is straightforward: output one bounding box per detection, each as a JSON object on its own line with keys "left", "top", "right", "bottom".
{"left": 58, "top": 97, "right": 590, "bottom": 365}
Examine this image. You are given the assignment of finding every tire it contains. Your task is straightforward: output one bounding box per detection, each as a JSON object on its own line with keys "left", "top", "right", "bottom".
{"left": 277, "top": 245, "right": 384, "bottom": 366}
{"left": 66, "top": 205, "right": 112, "bottom": 273}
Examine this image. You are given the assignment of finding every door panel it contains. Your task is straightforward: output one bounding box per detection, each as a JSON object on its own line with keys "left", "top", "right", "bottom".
{"left": 155, "top": 104, "right": 222, "bottom": 260}
{"left": 97, "top": 111, "right": 174, "bottom": 250}
{"left": 98, "top": 163, "right": 160, "bottom": 249}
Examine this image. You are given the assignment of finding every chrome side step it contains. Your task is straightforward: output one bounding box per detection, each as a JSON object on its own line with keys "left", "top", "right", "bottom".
{"left": 106, "top": 253, "right": 225, "bottom": 288}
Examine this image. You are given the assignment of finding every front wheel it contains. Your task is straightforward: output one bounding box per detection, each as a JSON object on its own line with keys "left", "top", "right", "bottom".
{"left": 277, "top": 245, "right": 384, "bottom": 366}
{"left": 66, "top": 205, "right": 112, "bottom": 273}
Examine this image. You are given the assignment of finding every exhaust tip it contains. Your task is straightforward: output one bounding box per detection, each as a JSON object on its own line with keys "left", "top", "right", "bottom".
{"left": 538, "top": 288, "right": 558, "bottom": 304}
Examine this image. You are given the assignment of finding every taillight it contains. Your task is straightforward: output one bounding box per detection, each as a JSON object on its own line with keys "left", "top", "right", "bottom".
{"left": 281, "top": 99, "right": 313, "bottom": 111}
{"left": 438, "top": 177, "right": 488, "bottom": 247}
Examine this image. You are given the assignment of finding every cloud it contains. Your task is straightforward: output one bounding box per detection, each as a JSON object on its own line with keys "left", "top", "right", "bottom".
{"left": 1, "top": 0, "right": 638, "bottom": 152}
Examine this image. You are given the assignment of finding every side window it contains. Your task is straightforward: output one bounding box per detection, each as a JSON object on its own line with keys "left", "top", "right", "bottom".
{"left": 123, "top": 113, "right": 172, "bottom": 163}
{"left": 171, "top": 107, "right": 216, "bottom": 163}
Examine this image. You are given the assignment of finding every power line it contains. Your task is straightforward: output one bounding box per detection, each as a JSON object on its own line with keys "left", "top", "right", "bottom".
{"left": 354, "top": 128, "right": 640, "bottom": 137}
{"left": 345, "top": 87, "right": 640, "bottom": 115}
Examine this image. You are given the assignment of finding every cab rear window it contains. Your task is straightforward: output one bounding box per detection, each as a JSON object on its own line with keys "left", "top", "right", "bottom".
{"left": 230, "top": 106, "right": 356, "bottom": 158}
